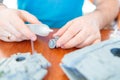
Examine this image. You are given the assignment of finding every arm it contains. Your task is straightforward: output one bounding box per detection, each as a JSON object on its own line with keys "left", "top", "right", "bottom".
{"left": 93, "top": 0, "right": 119, "bottom": 29}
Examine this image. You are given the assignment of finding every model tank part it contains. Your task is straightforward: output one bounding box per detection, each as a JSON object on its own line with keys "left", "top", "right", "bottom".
{"left": 27, "top": 24, "right": 53, "bottom": 36}
{"left": 110, "top": 25, "right": 120, "bottom": 38}
{"left": 49, "top": 36, "right": 59, "bottom": 49}
{"left": 60, "top": 64, "right": 86, "bottom": 80}
{"left": 49, "top": 39, "right": 56, "bottom": 49}
{"left": 110, "top": 32, "right": 120, "bottom": 38}
{"left": 0, "top": 58, "right": 7, "bottom": 66}
{"left": 60, "top": 38, "right": 120, "bottom": 80}
{"left": 0, "top": 52, "right": 51, "bottom": 80}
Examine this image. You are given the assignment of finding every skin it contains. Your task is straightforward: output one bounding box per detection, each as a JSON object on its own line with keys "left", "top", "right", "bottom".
{"left": 118, "top": 11, "right": 120, "bottom": 29}
{"left": 0, "top": 5, "right": 40, "bottom": 42}
{"left": 0, "top": 0, "right": 119, "bottom": 49}
{"left": 53, "top": 0, "right": 119, "bottom": 49}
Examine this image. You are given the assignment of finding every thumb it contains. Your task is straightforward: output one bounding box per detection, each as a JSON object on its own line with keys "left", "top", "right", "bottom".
{"left": 53, "top": 20, "right": 73, "bottom": 37}
{"left": 19, "top": 10, "right": 41, "bottom": 24}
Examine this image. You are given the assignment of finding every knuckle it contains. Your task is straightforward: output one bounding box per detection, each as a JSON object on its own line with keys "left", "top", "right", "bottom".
{"left": 75, "top": 37, "right": 81, "bottom": 43}
{"left": 10, "top": 36, "right": 17, "bottom": 41}
{"left": 67, "top": 29, "right": 75, "bottom": 36}
{"left": 16, "top": 34, "right": 23, "bottom": 39}
{"left": 18, "top": 10, "right": 27, "bottom": 16}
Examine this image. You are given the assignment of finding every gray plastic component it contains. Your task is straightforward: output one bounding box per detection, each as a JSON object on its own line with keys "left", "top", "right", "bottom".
{"left": 60, "top": 38, "right": 120, "bottom": 80}
{"left": 48, "top": 36, "right": 59, "bottom": 49}
{"left": 0, "top": 52, "right": 51, "bottom": 80}
{"left": 49, "top": 39, "right": 56, "bottom": 49}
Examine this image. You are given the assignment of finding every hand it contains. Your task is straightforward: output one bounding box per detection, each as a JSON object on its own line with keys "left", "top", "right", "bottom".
{"left": 0, "top": 7, "right": 40, "bottom": 42}
{"left": 54, "top": 14, "right": 101, "bottom": 49}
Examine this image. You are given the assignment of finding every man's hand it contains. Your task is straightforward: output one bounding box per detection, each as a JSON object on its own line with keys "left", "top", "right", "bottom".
{"left": 54, "top": 0, "right": 119, "bottom": 49}
{"left": 54, "top": 14, "right": 101, "bottom": 49}
{"left": 0, "top": 8, "right": 40, "bottom": 42}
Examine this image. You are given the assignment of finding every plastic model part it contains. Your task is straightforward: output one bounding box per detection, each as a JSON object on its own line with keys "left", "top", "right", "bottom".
{"left": 60, "top": 38, "right": 120, "bottom": 80}
{"left": 48, "top": 36, "right": 59, "bottom": 49}
{"left": 0, "top": 52, "right": 51, "bottom": 80}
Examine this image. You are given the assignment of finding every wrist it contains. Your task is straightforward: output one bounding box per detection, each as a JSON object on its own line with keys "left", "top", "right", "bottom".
{"left": 89, "top": 11, "right": 104, "bottom": 30}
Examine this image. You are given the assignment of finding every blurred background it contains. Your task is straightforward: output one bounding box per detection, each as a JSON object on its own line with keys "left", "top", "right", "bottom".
{"left": 3, "top": 0, "right": 96, "bottom": 15}
{"left": 3, "top": 0, "right": 17, "bottom": 9}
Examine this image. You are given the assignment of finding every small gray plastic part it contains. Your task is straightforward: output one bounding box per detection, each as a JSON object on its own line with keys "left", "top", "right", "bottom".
{"left": 60, "top": 38, "right": 120, "bottom": 80}
{"left": 49, "top": 36, "right": 59, "bottom": 49}
{"left": 0, "top": 52, "right": 51, "bottom": 80}
{"left": 49, "top": 39, "right": 56, "bottom": 49}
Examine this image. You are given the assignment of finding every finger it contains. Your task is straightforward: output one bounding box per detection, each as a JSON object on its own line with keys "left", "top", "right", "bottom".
{"left": 76, "top": 37, "right": 101, "bottom": 48}
{"left": 3, "top": 22, "right": 26, "bottom": 41}
{"left": 0, "top": 27, "right": 8, "bottom": 36}
{"left": 1, "top": 36, "right": 21, "bottom": 42}
{"left": 0, "top": 20, "right": 22, "bottom": 38}
{"left": 53, "top": 20, "right": 73, "bottom": 37}
{"left": 92, "top": 39, "right": 101, "bottom": 44}
{"left": 0, "top": 30, "right": 17, "bottom": 42}
{"left": 61, "top": 29, "right": 89, "bottom": 49}
{"left": 0, "top": 36, "right": 14, "bottom": 42}
{"left": 0, "top": 22, "right": 20, "bottom": 37}
{"left": 10, "top": 16, "right": 37, "bottom": 41}
{"left": 0, "top": 27, "right": 15, "bottom": 39}
{"left": 8, "top": 23, "right": 28, "bottom": 41}
{"left": 19, "top": 10, "right": 41, "bottom": 24}
{"left": 56, "top": 23, "right": 83, "bottom": 47}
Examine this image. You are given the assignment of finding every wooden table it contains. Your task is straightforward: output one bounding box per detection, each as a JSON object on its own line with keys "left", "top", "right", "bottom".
{"left": 0, "top": 29, "right": 113, "bottom": 80}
